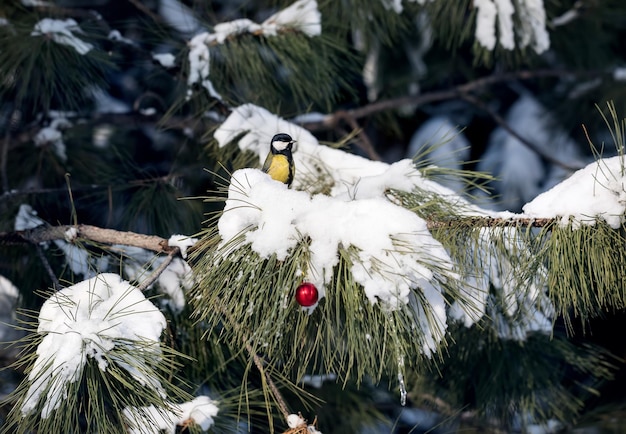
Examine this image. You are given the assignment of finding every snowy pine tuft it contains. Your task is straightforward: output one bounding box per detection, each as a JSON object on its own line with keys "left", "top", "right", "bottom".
{"left": 212, "top": 102, "right": 570, "bottom": 346}
{"left": 220, "top": 168, "right": 453, "bottom": 314}
{"left": 214, "top": 103, "right": 473, "bottom": 200}
{"left": 31, "top": 18, "right": 93, "bottom": 55}
{"left": 186, "top": 0, "right": 321, "bottom": 99}
{"left": 124, "top": 396, "right": 219, "bottom": 434}
{"left": 473, "top": 0, "right": 550, "bottom": 54}
{"left": 21, "top": 273, "right": 167, "bottom": 418}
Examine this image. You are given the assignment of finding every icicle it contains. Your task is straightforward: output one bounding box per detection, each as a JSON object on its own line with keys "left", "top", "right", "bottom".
{"left": 398, "top": 371, "right": 407, "bottom": 406}
{"left": 387, "top": 311, "right": 408, "bottom": 406}
{"left": 397, "top": 355, "right": 407, "bottom": 406}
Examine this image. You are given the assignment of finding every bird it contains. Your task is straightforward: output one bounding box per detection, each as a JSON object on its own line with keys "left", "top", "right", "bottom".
{"left": 262, "top": 133, "right": 296, "bottom": 187}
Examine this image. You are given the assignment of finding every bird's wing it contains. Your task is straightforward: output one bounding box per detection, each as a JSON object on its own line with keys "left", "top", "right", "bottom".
{"left": 261, "top": 152, "right": 272, "bottom": 173}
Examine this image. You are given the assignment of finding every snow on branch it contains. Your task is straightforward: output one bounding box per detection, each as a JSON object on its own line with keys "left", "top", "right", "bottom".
{"left": 473, "top": 0, "right": 550, "bottom": 53}
{"left": 206, "top": 0, "right": 320, "bottom": 44}
{"left": 31, "top": 18, "right": 93, "bottom": 55}
{"left": 523, "top": 156, "right": 626, "bottom": 228}
{"left": 220, "top": 168, "right": 452, "bottom": 311}
{"left": 6, "top": 207, "right": 196, "bottom": 310}
{"left": 186, "top": 0, "right": 321, "bottom": 99}
{"left": 124, "top": 396, "right": 218, "bottom": 434}
{"left": 213, "top": 103, "right": 462, "bottom": 200}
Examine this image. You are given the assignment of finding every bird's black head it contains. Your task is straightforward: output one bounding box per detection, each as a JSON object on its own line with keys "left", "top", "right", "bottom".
{"left": 270, "top": 133, "right": 295, "bottom": 153}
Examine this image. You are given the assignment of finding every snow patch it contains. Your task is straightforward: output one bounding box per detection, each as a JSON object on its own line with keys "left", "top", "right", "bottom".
{"left": 523, "top": 156, "right": 626, "bottom": 228}
{"left": 31, "top": 18, "right": 93, "bottom": 55}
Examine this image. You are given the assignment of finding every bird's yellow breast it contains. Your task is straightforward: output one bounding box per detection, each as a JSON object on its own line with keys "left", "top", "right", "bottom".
{"left": 266, "top": 154, "right": 292, "bottom": 184}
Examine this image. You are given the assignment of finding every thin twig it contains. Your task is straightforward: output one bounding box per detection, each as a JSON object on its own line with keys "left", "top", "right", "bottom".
{"left": 34, "top": 244, "right": 61, "bottom": 291}
{"left": 459, "top": 92, "right": 583, "bottom": 171}
{"left": 127, "top": 0, "right": 163, "bottom": 24}
{"left": 137, "top": 247, "right": 180, "bottom": 291}
{"left": 245, "top": 340, "right": 291, "bottom": 421}
{"left": 217, "top": 304, "right": 292, "bottom": 423}
{"left": 334, "top": 111, "right": 382, "bottom": 161}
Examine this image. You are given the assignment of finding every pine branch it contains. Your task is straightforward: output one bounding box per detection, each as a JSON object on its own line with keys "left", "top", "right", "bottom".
{"left": 0, "top": 224, "right": 174, "bottom": 253}
{"left": 0, "top": 217, "right": 562, "bottom": 251}
{"left": 425, "top": 216, "right": 555, "bottom": 230}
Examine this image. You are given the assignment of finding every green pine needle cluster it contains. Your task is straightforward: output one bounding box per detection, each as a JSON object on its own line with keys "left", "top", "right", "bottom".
{"left": 211, "top": 34, "right": 349, "bottom": 112}
{"left": 422, "top": 324, "right": 616, "bottom": 429}
{"left": 0, "top": 17, "right": 111, "bottom": 114}
{"left": 542, "top": 222, "right": 626, "bottom": 331}
{"left": 189, "top": 226, "right": 450, "bottom": 393}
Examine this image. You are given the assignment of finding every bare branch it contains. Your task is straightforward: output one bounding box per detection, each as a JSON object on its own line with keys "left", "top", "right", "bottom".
{"left": 1, "top": 224, "right": 172, "bottom": 253}
{"left": 301, "top": 70, "right": 589, "bottom": 130}
{"left": 34, "top": 244, "right": 61, "bottom": 291}
{"left": 297, "top": 68, "right": 602, "bottom": 170}
{"left": 333, "top": 111, "right": 382, "bottom": 161}
{"left": 137, "top": 247, "right": 180, "bottom": 291}
{"left": 458, "top": 92, "right": 583, "bottom": 171}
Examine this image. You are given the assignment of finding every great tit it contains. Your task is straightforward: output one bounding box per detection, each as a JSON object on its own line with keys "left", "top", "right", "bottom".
{"left": 262, "top": 133, "right": 296, "bottom": 187}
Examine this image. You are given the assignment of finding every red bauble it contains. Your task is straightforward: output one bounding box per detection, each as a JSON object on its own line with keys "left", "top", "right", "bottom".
{"left": 295, "top": 282, "right": 319, "bottom": 307}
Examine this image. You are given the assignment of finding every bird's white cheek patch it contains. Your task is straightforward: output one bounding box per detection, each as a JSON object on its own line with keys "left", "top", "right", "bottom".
{"left": 273, "top": 141, "right": 291, "bottom": 151}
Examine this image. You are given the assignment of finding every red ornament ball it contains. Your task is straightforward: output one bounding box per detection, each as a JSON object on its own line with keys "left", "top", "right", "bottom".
{"left": 295, "top": 282, "right": 319, "bottom": 307}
